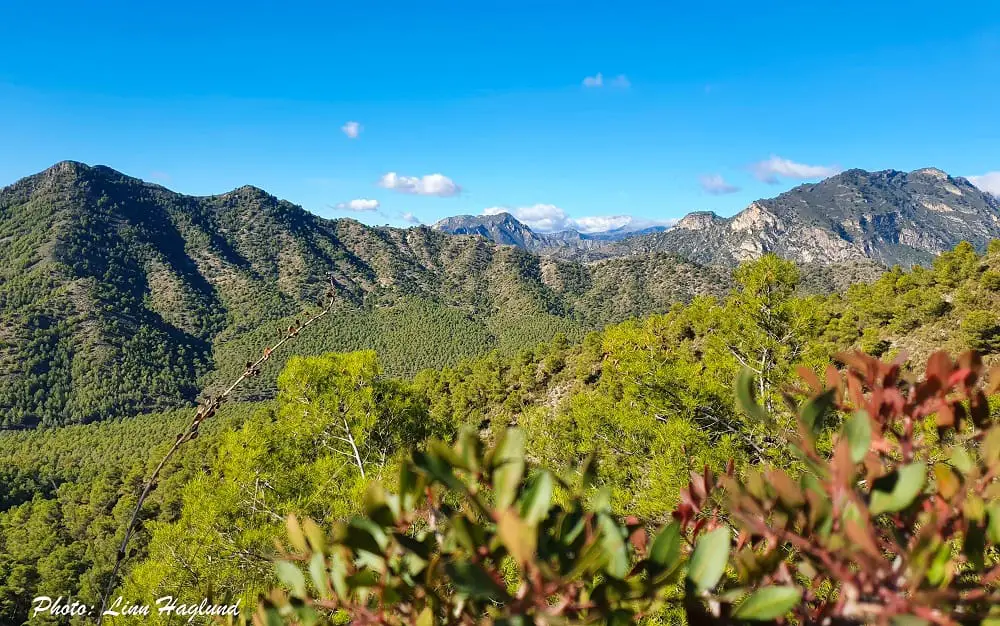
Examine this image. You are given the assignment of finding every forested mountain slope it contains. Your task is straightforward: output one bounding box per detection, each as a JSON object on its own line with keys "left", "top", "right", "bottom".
{"left": 4, "top": 243, "right": 1000, "bottom": 623}
{"left": 0, "top": 161, "right": 724, "bottom": 427}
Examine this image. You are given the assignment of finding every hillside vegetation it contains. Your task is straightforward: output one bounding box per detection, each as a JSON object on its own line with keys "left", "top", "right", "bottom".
{"left": 0, "top": 162, "right": 724, "bottom": 427}
{"left": 3, "top": 244, "right": 1000, "bottom": 623}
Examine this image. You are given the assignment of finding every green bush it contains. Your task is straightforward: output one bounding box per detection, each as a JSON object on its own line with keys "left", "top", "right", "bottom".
{"left": 982, "top": 270, "right": 1000, "bottom": 291}
{"left": 962, "top": 310, "right": 1000, "bottom": 353}
{"left": 260, "top": 350, "right": 1000, "bottom": 625}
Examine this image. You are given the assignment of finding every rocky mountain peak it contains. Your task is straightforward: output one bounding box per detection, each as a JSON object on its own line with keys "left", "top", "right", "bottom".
{"left": 604, "top": 166, "right": 1000, "bottom": 268}
{"left": 674, "top": 211, "right": 721, "bottom": 231}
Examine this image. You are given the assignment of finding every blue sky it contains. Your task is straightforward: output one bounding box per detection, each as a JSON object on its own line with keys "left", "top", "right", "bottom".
{"left": 1, "top": 1, "right": 998, "bottom": 232}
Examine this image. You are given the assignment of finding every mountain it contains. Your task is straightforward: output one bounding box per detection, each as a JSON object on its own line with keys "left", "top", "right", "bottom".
{"left": 431, "top": 213, "right": 546, "bottom": 249}
{"left": 433, "top": 168, "right": 1000, "bottom": 269}
{"left": 0, "top": 162, "right": 725, "bottom": 428}
{"left": 612, "top": 168, "right": 1000, "bottom": 267}
{"left": 431, "top": 212, "right": 666, "bottom": 255}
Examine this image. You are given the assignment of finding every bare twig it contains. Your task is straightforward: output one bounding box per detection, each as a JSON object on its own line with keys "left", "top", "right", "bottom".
{"left": 96, "top": 279, "right": 338, "bottom": 624}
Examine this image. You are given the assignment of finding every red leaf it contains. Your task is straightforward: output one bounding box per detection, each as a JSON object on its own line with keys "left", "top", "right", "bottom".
{"left": 797, "top": 366, "right": 823, "bottom": 393}
{"left": 847, "top": 373, "right": 865, "bottom": 410}
{"left": 913, "top": 378, "right": 943, "bottom": 407}
{"left": 947, "top": 368, "right": 974, "bottom": 390}
{"left": 958, "top": 351, "right": 984, "bottom": 381}
{"left": 836, "top": 351, "right": 875, "bottom": 377}
{"left": 926, "top": 351, "right": 953, "bottom": 385}
{"left": 628, "top": 527, "right": 648, "bottom": 553}
{"left": 936, "top": 401, "right": 955, "bottom": 429}
{"left": 825, "top": 365, "right": 842, "bottom": 393}
{"left": 689, "top": 471, "right": 707, "bottom": 504}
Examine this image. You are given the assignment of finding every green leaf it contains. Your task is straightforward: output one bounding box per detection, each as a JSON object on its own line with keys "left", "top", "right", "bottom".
{"left": 302, "top": 517, "right": 327, "bottom": 554}
{"left": 589, "top": 486, "right": 613, "bottom": 513}
{"left": 987, "top": 503, "right": 1000, "bottom": 544}
{"left": 648, "top": 521, "right": 681, "bottom": 572}
{"left": 800, "top": 389, "right": 836, "bottom": 436}
{"left": 736, "top": 369, "right": 770, "bottom": 425}
{"left": 329, "top": 550, "right": 348, "bottom": 599}
{"left": 891, "top": 616, "right": 930, "bottom": 626}
{"left": 870, "top": 463, "right": 926, "bottom": 515}
{"left": 965, "top": 522, "right": 987, "bottom": 570}
{"left": 732, "top": 586, "right": 802, "bottom": 620}
{"left": 455, "top": 426, "right": 482, "bottom": 474}
{"left": 445, "top": 561, "right": 510, "bottom": 601}
{"left": 983, "top": 428, "right": 1000, "bottom": 467}
{"left": 261, "top": 603, "right": 284, "bottom": 626}
{"left": 951, "top": 447, "right": 975, "bottom": 474}
{"left": 449, "top": 515, "right": 481, "bottom": 553}
{"left": 429, "top": 440, "right": 473, "bottom": 472}
{"left": 412, "top": 449, "right": 461, "bottom": 490}
{"left": 399, "top": 462, "right": 422, "bottom": 511}
{"left": 492, "top": 429, "right": 526, "bottom": 510}
{"left": 416, "top": 607, "right": 435, "bottom": 626}
{"left": 308, "top": 552, "right": 329, "bottom": 599}
{"left": 286, "top": 514, "right": 308, "bottom": 552}
{"left": 926, "top": 541, "right": 952, "bottom": 587}
{"left": 843, "top": 410, "right": 872, "bottom": 463}
{"left": 343, "top": 518, "right": 388, "bottom": 556}
{"left": 597, "top": 513, "right": 629, "bottom": 579}
{"left": 364, "top": 483, "right": 397, "bottom": 527}
{"left": 498, "top": 508, "right": 537, "bottom": 566}
{"left": 275, "top": 561, "right": 307, "bottom": 597}
{"left": 519, "top": 471, "right": 554, "bottom": 525}
{"left": 687, "top": 527, "right": 730, "bottom": 593}
{"left": 567, "top": 535, "right": 610, "bottom": 579}
{"left": 345, "top": 569, "right": 379, "bottom": 589}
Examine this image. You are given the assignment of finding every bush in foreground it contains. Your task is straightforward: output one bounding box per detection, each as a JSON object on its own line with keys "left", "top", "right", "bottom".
{"left": 253, "top": 350, "right": 1000, "bottom": 625}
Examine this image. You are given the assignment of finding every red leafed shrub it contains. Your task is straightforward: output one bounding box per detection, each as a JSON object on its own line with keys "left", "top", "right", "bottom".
{"left": 261, "top": 350, "right": 1000, "bottom": 625}
{"left": 683, "top": 350, "right": 1000, "bottom": 624}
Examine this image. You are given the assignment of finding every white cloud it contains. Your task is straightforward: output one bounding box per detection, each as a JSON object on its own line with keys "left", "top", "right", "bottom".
{"left": 968, "top": 172, "right": 1000, "bottom": 196}
{"left": 341, "top": 121, "right": 362, "bottom": 139}
{"left": 483, "top": 205, "right": 672, "bottom": 234}
{"left": 582, "top": 73, "right": 630, "bottom": 88}
{"left": 630, "top": 217, "right": 679, "bottom": 231}
{"left": 378, "top": 172, "right": 462, "bottom": 197}
{"left": 610, "top": 74, "right": 631, "bottom": 88}
{"left": 751, "top": 155, "right": 842, "bottom": 184}
{"left": 484, "top": 204, "right": 568, "bottom": 231}
{"left": 571, "top": 215, "right": 634, "bottom": 232}
{"left": 333, "top": 198, "right": 380, "bottom": 212}
{"left": 400, "top": 212, "right": 421, "bottom": 224}
{"left": 699, "top": 173, "right": 740, "bottom": 195}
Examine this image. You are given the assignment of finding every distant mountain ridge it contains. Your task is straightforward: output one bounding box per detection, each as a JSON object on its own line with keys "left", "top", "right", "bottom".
{"left": 431, "top": 213, "right": 668, "bottom": 254}
{"left": 433, "top": 168, "right": 1000, "bottom": 268}
{"left": 4, "top": 161, "right": 994, "bottom": 428}
{"left": 0, "top": 161, "right": 723, "bottom": 427}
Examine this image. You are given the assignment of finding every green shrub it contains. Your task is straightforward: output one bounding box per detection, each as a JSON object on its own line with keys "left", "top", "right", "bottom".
{"left": 260, "top": 350, "right": 1000, "bottom": 625}
{"left": 983, "top": 270, "right": 1000, "bottom": 291}
{"left": 962, "top": 310, "right": 1000, "bottom": 353}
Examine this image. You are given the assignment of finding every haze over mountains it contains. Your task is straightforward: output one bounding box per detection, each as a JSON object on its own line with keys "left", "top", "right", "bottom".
{"left": 435, "top": 167, "right": 1000, "bottom": 267}
{"left": 431, "top": 212, "right": 669, "bottom": 254}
